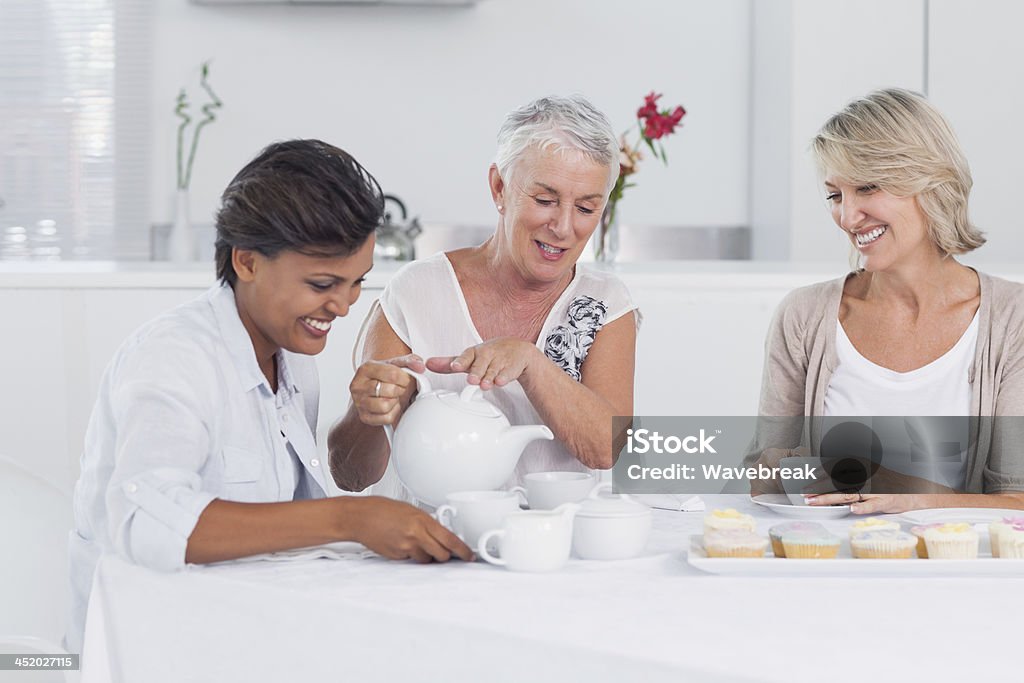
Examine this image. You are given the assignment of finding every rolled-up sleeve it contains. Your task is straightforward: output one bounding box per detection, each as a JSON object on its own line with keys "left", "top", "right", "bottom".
{"left": 104, "top": 337, "right": 222, "bottom": 571}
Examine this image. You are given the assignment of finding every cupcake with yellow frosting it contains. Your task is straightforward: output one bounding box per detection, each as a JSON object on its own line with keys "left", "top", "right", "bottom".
{"left": 850, "top": 530, "right": 917, "bottom": 558}
{"left": 780, "top": 530, "right": 841, "bottom": 559}
{"left": 768, "top": 521, "right": 827, "bottom": 557}
{"left": 704, "top": 529, "right": 768, "bottom": 558}
{"left": 923, "top": 523, "right": 979, "bottom": 559}
{"left": 847, "top": 517, "right": 901, "bottom": 541}
{"left": 703, "top": 508, "right": 756, "bottom": 536}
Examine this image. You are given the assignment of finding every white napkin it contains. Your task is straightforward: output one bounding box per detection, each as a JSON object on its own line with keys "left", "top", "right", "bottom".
{"left": 632, "top": 493, "right": 705, "bottom": 513}
{"left": 219, "top": 542, "right": 378, "bottom": 564}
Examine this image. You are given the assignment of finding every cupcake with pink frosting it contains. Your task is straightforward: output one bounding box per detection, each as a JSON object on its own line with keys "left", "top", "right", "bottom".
{"left": 910, "top": 523, "right": 943, "bottom": 559}
{"left": 989, "top": 517, "right": 1024, "bottom": 558}
{"left": 993, "top": 519, "right": 1024, "bottom": 559}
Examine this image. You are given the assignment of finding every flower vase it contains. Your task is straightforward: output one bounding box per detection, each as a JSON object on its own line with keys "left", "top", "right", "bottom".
{"left": 594, "top": 204, "right": 620, "bottom": 263}
{"left": 168, "top": 189, "right": 196, "bottom": 262}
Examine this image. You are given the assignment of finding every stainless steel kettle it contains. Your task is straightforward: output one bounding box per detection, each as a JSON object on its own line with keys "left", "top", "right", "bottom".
{"left": 374, "top": 194, "right": 422, "bottom": 262}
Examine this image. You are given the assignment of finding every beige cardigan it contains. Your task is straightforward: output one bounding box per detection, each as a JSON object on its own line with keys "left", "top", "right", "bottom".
{"left": 758, "top": 270, "right": 1024, "bottom": 493}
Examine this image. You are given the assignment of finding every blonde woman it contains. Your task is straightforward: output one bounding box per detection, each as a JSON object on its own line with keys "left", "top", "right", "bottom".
{"left": 758, "top": 88, "right": 1024, "bottom": 514}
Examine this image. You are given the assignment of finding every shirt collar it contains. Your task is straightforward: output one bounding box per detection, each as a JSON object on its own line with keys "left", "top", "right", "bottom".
{"left": 208, "top": 282, "right": 276, "bottom": 393}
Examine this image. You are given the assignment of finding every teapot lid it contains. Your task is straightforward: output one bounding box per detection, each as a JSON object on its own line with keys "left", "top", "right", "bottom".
{"left": 436, "top": 384, "right": 504, "bottom": 418}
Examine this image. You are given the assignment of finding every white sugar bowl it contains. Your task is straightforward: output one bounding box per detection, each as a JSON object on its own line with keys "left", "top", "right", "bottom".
{"left": 572, "top": 483, "right": 652, "bottom": 560}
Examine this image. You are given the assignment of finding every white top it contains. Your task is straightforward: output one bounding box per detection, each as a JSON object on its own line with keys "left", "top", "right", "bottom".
{"left": 367, "top": 252, "right": 640, "bottom": 503}
{"left": 68, "top": 283, "right": 327, "bottom": 652}
{"left": 825, "top": 313, "right": 978, "bottom": 416}
{"left": 823, "top": 312, "right": 979, "bottom": 489}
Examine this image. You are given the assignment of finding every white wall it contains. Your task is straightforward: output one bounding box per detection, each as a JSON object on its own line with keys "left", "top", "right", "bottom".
{"left": 750, "top": 0, "right": 925, "bottom": 262}
{"left": 929, "top": 0, "right": 1024, "bottom": 268}
{"left": 149, "top": 0, "right": 752, "bottom": 233}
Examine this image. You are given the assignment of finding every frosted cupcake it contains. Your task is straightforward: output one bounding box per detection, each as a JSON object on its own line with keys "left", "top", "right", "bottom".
{"left": 848, "top": 517, "right": 901, "bottom": 541}
{"left": 768, "top": 521, "right": 828, "bottom": 557}
{"left": 704, "top": 508, "right": 756, "bottom": 536}
{"left": 780, "top": 530, "right": 841, "bottom": 559}
{"left": 704, "top": 529, "right": 768, "bottom": 558}
{"left": 910, "top": 523, "right": 943, "bottom": 559}
{"left": 923, "top": 523, "right": 979, "bottom": 559}
{"left": 996, "top": 521, "right": 1024, "bottom": 559}
{"left": 850, "top": 530, "right": 917, "bottom": 558}
{"left": 989, "top": 518, "right": 1024, "bottom": 558}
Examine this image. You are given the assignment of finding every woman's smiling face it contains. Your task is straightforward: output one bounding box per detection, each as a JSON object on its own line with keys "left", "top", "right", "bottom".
{"left": 233, "top": 237, "right": 374, "bottom": 364}
{"left": 824, "top": 175, "right": 933, "bottom": 271}
{"left": 492, "top": 145, "right": 611, "bottom": 284}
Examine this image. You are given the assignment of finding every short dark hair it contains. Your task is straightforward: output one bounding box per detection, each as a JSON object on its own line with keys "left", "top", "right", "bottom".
{"left": 214, "top": 139, "right": 384, "bottom": 286}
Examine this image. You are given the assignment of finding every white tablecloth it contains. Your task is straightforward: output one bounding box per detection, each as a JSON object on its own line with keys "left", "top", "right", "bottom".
{"left": 80, "top": 495, "right": 1022, "bottom": 683}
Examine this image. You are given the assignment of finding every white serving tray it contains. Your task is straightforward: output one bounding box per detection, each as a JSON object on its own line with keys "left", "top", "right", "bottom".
{"left": 686, "top": 535, "right": 1024, "bottom": 577}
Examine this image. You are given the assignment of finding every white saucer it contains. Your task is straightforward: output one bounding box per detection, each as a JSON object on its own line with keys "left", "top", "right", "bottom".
{"left": 750, "top": 494, "right": 851, "bottom": 519}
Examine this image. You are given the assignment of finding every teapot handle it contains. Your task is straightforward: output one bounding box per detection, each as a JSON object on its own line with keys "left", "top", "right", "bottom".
{"left": 397, "top": 367, "right": 432, "bottom": 394}
{"left": 383, "top": 368, "right": 431, "bottom": 446}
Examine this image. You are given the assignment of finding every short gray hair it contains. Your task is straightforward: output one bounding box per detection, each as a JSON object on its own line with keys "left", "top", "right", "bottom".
{"left": 812, "top": 88, "right": 984, "bottom": 255}
{"left": 495, "top": 94, "right": 619, "bottom": 191}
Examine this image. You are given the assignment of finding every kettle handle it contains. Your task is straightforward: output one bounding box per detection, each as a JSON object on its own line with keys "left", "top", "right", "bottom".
{"left": 382, "top": 194, "right": 408, "bottom": 221}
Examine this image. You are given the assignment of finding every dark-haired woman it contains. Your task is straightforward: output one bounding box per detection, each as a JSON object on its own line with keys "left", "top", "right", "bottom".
{"left": 68, "top": 140, "right": 471, "bottom": 652}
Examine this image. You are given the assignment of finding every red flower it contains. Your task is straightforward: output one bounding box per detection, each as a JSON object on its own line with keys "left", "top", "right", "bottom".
{"left": 641, "top": 104, "right": 686, "bottom": 140}
{"left": 636, "top": 91, "right": 661, "bottom": 120}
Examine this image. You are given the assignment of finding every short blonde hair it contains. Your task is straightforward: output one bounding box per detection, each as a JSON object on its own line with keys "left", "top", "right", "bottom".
{"left": 812, "top": 88, "right": 985, "bottom": 255}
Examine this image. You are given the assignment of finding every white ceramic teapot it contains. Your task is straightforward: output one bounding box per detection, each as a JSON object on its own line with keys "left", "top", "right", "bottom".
{"left": 384, "top": 370, "right": 554, "bottom": 507}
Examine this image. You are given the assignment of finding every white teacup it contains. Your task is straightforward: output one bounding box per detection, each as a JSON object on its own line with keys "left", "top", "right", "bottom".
{"left": 434, "top": 490, "right": 523, "bottom": 549}
{"left": 523, "top": 471, "right": 596, "bottom": 510}
{"left": 780, "top": 456, "right": 826, "bottom": 506}
{"left": 477, "top": 504, "right": 579, "bottom": 572}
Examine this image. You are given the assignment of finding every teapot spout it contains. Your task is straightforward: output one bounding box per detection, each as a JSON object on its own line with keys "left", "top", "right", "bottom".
{"left": 499, "top": 424, "right": 554, "bottom": 455}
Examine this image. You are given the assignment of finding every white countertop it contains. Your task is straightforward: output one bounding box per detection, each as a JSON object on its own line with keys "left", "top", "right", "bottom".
{"left": 2, "top": 259, "right": 1021, "bottom": 290}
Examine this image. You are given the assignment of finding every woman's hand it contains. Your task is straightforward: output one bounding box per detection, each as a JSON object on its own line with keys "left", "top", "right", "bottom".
{"left": 805, "top": 491, "right": 924, "bottom": 515}
{"left": 426, "top": 338, "right": 542, "bottom": 390}
{"left": 346, "top": 496, "right": 474, "bottom": 563}
{"left": 349, "top": 354, "right": 425, "bottom": 426}
{"left": 805, "top": 466, "right": 949, "bottom": 513}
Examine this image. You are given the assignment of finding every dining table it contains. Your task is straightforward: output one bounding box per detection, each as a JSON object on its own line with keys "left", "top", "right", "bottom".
{"left": 79, "top": 493, "right": 1022, "bottom": 683}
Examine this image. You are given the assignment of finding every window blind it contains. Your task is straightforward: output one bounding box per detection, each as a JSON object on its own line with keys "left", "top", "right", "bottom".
{"left": 0, "top": 0, "right": 150, "bottom": 260}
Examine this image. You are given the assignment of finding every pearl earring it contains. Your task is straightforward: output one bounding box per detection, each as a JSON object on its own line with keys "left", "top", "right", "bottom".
{"left": 497, "top": 204, "right": 503, "bottom": 211}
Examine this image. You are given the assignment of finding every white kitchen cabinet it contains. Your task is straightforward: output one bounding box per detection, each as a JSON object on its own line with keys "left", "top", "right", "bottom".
{"left": 6, "top": 262, "right": 1023, "bottom": 500}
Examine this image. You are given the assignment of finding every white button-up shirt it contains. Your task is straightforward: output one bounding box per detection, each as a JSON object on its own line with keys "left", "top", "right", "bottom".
{"left": 68, "top": 283, "right": 328, "bottom": 652}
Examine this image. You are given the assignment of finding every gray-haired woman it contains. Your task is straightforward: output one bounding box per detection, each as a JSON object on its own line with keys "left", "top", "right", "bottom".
{"left": 758, "top": 88, "right": 1024, "bottom": 515}
{"left": 330, "top": 95, "right": 641, "bottom": 499}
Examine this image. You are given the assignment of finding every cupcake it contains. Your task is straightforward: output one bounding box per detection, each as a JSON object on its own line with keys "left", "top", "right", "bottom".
{"left": 848, "top": 517, "right": 901, "bottom": 541}
{"left": 990, "top": 517, "right": 1024, "bottom": 558}
{"left": 996, "top": 521, "right": 1024, "bottom": 559}
{"left": 923, "top": 523, "right": 979, "bottom": 559}
{"left": 910, "top": 523, "right": 943, "bottom": 559}
{"left": 769, "top": 521, "right": 827, "bottom": 557}
{"left": 850, "top": 530, "right": 917, "bottom": 558}
{"left": 703, "top": 508, "right": 756, "bottom": 536}
{"left": 781, "top": 530, "right": 841, "bottom": 559}
{"left": 704, "top": 529, "right": 769, "bottom": 558}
